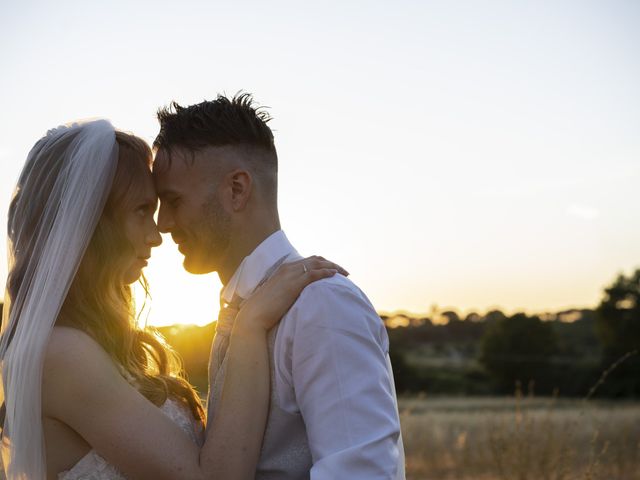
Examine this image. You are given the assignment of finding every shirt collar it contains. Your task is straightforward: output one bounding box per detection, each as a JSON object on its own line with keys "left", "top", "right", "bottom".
{"left": 221, "top": 230, "right": 298, "bottom": 304}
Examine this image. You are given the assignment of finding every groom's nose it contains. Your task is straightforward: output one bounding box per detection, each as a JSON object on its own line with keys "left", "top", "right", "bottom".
{"left": 157, "top": 204, "right": 174, "bottom": 233}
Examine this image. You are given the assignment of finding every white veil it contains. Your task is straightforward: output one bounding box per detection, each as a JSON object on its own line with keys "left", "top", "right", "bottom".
{"left": 0, "top": 120, "right": 118, "bottom": 479}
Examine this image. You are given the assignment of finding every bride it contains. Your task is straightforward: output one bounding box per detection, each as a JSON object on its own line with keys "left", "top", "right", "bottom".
{"left": 0, "top": 120, "right": 344, "bottom": 479}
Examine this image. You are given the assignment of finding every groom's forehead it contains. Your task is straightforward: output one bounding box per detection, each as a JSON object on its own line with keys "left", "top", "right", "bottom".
{"left": 152, "top": 148, "right": 234, "bottom": 196}
{"left": 152, "top": 147, "right": 193, "bottom": 173}
{"left": 153, "top": 145, "right": 239, "bottom": 173}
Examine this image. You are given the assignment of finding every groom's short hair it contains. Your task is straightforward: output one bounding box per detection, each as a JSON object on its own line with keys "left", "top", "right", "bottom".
{"left": 153, "top": 92, "right": 278, "bottom": 204}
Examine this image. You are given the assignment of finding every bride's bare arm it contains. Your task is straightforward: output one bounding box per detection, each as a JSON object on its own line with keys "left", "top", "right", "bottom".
{"left": 43, "top": 257, "right": 346, "bottom": 480}
{"left": 198, "top": 322, "right": 269, "bottom": 478}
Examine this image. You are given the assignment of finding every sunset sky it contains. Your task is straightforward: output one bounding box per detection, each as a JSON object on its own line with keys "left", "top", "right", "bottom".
{"left": 1, "top": 0, "right": 639, "bottom": 326}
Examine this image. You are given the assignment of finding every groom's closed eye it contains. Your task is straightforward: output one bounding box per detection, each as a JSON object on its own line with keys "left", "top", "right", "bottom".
{"left": 161, "top": 197, "right": 181, "bottom": 209}
{"left": 158, "top": 191, "right": 180, "bottom": 208}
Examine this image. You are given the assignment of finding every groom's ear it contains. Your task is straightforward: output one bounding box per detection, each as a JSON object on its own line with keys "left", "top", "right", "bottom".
{"left": 226, "top": 169, "right": 252, "bottom": 212}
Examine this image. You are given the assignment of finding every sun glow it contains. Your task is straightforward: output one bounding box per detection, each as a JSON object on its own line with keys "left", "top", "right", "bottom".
{"left": 133, "top": 234, "right": 221, "bottom": 328}
{"left": 1, "top": 2, "right": 639, "bottom": 320}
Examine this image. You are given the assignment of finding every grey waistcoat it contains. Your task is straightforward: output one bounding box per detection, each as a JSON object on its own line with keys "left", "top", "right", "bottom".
{"left": 209, "top": 323, "right": 312, "bottom": 480}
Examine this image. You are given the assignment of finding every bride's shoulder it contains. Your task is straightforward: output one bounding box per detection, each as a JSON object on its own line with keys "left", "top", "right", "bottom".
{"left": 43, "top": 327, "right": 120, "bottom": 402}
{"left": 43, "top": 327, "right": 129, "bottom": 421}
{"left": 46, "top": 327, "right": 111, "bottom": 367}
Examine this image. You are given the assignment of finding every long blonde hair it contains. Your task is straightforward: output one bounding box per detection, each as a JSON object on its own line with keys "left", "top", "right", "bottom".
{"left": 5, "top": 131, "right": 204, "bottom": 425}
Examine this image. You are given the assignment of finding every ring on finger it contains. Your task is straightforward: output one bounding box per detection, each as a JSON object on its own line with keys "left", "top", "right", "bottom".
{"left": 302, "top": 263, "right": 308, "bottom": 274}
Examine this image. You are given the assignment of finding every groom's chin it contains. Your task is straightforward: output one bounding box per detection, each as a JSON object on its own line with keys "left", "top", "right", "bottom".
{"left": 182, "top": 256, "right": 216, "bottom": 275}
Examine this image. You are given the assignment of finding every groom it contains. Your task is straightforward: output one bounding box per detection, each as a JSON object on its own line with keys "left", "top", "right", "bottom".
{"left": 152, "top": 93, "right": 405, "bottom": 479}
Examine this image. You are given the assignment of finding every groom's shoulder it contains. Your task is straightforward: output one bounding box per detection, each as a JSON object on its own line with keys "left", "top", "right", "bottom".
{"left": 287, "top": 274, "right": 383, "bottom": 330}
{"left": 298, "top": 273, "right": 366, "bottom": 305}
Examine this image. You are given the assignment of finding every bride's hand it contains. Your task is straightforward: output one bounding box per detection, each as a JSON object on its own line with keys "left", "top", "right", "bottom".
{"left": 234, "top": 256, "right": 349, "bottom": 334}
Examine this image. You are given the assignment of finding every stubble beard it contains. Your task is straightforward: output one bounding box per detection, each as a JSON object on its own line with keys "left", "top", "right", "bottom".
{"left": 195, "top": 193, "right": 231, "bottom": 272}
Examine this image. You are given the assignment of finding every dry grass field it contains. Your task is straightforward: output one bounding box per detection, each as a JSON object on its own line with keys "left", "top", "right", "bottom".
{"left": 1, "top": 396, "right": 637, "bottom": 479}
{"left": 400, "top": 395, "right": 640, "bottom": 480}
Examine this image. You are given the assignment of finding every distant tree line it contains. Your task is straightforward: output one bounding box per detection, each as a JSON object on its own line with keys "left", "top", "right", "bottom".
{"left": 386, "top": 268, "right": 640, "bottom": 398}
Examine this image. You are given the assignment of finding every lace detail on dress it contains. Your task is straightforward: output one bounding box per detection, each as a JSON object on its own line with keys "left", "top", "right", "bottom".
{"left": 58, "top": 398, "right": 204, "bottom": 480}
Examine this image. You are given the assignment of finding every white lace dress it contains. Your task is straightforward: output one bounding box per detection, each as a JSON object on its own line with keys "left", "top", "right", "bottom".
{"left": 58, "top": 398, "right": 204, "bottom": 479}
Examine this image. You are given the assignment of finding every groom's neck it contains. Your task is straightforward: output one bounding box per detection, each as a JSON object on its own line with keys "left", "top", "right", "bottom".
{"left": 218, "top": 218, "right": 281, "bottom": 286}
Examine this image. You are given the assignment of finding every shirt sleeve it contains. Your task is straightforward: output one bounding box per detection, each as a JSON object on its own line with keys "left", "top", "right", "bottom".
{"left": 284, "top": 279, "right": 402, "bottom": 479}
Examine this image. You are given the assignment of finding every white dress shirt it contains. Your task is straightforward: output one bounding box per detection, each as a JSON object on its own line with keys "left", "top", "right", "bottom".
{"left": 221, "top": 230, "right": 405, "bottom": 479}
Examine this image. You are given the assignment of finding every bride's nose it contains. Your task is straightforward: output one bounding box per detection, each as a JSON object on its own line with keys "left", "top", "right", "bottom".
{"left": 146, "top": 225, "right": 162, "bottom": 247}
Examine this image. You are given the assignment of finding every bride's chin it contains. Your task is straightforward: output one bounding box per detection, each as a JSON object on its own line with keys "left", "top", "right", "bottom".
{"left": 123, "top": 267, "right": 143, "bottom": 285}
